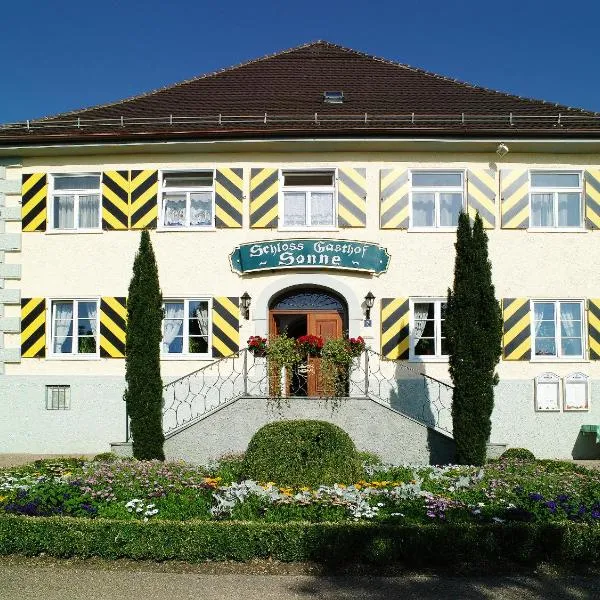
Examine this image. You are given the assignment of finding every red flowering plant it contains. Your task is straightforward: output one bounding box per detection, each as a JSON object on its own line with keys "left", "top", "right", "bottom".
{"left": 347, "top": 336, "right": 366, "bottom": 358}
{"left": 247, "top": 335, "right": 267, "bottom": 356}
{"left": 297, "top": 334, "right": 324, "bottom": 358}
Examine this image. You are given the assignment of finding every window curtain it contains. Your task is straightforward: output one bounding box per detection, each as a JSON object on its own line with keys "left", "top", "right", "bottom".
{"left": 412, "top": 303, "right": 430, "bottom": 344}
{"left": 87, "top": 301, "right": 98, "bottom": 340}
{"left": 534, "top": 303, "right": 545, "bottom": 338}
{"left": 54, "top": 196, "right": 75, "bottom": 229}
{"left": 53, "top": 302, "right": 73, "bottom": 352}
{"left": 283, "top": 192, "right": 306, "bottom": 226}
{"left": 190, "top": 192, "right": 212, "bottom": 226}
{"left": 194, "top": 302, "right": 209, "bottom": 336}
{"left": 162, "top": 304, "right": 184, "bottom": 352}
{"left": 311, "top": 192, "right": 334, "bottom": 225}
{"left": 163, "top": 195, "right": 186, "bottom": 226}
{"left": 79, "top": 194, "right": 100, "bottom": 228}
{"left": 531, "top": 193, "right": 553, "bottom": 227}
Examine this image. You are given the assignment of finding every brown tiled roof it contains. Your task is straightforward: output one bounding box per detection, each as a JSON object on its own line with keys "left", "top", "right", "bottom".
{"left": 2, "top": 41, "right": 599, "bottom": 145}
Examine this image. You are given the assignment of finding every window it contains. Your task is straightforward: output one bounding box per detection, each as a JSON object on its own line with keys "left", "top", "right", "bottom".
{"left": 530, "top": 172, "right": 582, "bottom": 228}
{"left": 162, "top": 299, "right": 210, "bottom": 355}
{"left": 281, "top": 170, "right": 336, "bottom": 228}
{"left": 50, "top": 174, "right": 101, "bottom": 230}
{"left": 410, "top": 299, "right": 448, "bottom": 359}
{"left": 46, "top": 385, "right": 71, "bottom": 410}
{"left": 532, "top": 300, "right": 584, "bottom": 359}
{"left": 51, "top": 300, "right": 99, "bottom": 355}
{"left": 410, "top": 171, "right": 464, "bottom": 228}
{"left": 160, "top": 171, "right": 214, "bottom": 228}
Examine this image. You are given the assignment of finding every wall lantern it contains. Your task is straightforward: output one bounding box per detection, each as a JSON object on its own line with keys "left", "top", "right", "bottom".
{"left": 364, "top": 291, "right": 375, "bottom": 320}
{"left": 241, "top": 292, "right": 251, "bottom": 320}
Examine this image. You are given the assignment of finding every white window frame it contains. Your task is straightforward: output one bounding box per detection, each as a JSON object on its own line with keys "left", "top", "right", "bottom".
{"left": 409, "top": 298, "right": 448, "bottom": 361}
{"left": 409, "top": 170, "right": 465, "bottom": 231}
{"left": 531, "top": 299, "right": 586, "bottom": 361}
{"left": 48, "top": 298, "right": 100, "bottom": 360}
{"left": 528, "top": 170, "right": 584, "bottom": 231}
{"left": 278, "top": 168, "right": 338, "bottom": 230}
{"left": 161, "top": 297, "right": 212, "bottom": 359}
{"left": 158, "top": 169, "right": 216, "bottom": 230}
{"left": 48, "top": 173, "right": 102, "bottom": 233}
{"left": 45, "top": 385, "right": 71, "bottom": 410}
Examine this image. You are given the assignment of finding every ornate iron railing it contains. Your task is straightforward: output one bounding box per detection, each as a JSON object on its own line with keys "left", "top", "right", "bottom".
{"left": 160, "top": 348, "right": 454, "bottom": 436}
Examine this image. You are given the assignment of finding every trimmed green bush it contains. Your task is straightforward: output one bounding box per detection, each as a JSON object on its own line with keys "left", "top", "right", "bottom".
{"left": 243, "top": 420, "right": 363, "bottom": 486}
{"left": 501, "top": 448, "right": 536, "bottom": 461}
{"left": 1, "top": 516, "right": 599, "bottom": 566}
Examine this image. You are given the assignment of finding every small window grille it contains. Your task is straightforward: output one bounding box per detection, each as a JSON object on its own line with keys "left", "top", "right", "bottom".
{"left": 46, "top": 385, "right": 71, "bottom": 410}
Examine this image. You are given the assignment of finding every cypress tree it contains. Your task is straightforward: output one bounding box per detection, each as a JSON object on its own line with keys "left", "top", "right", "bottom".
{"left": 124, "top": 230, "right": 165, "bottom": 460}
{"left": 446, "top": 212, "right": 503, "bottom": 465}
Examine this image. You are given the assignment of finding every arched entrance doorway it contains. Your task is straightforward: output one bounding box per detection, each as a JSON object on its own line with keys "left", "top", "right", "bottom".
{"left": 269, "top": 287, "right": 347, "bottom": 396}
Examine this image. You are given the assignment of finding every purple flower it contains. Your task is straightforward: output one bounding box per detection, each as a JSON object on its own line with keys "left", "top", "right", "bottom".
{"left": 557, "top": 494, "right": 569, "bottom": 503}
{"left": 529, "top": 492, "right": 544, "bottom": 501}
{"left": 545, "top": 501, "right": 557, "bottom": 513}
{"left": 591, "top": 509, "right": 600, "bottom": 519}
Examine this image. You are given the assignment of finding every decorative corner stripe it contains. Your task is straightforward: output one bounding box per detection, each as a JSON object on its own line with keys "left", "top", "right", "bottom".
{"left": 130, "top": 170, "right": 158, "bottom": 229}
{"left": 21, "top": 297, "right": 46, "bottom": 358}
{"left": 21, "top": 173, "right": 47, "bottom": 232}
{"left": 588, "top": 299, "right": 600, "bottom": 360}
{"left": 502, "top": 298, "right": 531, "bottom": 360}
{"left": 381, "top": 297, "right": 409, "bottom": 360}
{"left": 215, "top": 168, "right": 243, "bottom": 228}
{"left": 585, "top": 170, "right": 600, "bottom": 230}
{"left": 500, "top": 170, "right": 529, "bottom": 229}
{"left": 467, "top": 169, "right": 496, "bottom": 229}
{"left": 212, "top": 297, "right": 240, "bottom": 358}
{"left": 250, "top": 168, "right": 278, "bottom": 228}
{"left": 100, "top": 297, "right": 127, "bottom": 358}
{"left": 380, "top": 168, "right": 409, "bottom": 229}
{"left": 102, "top": 171, "right": 129, "bottom": 230}
{"left": 338, "top": 167, "right": 366, "bottom": 227}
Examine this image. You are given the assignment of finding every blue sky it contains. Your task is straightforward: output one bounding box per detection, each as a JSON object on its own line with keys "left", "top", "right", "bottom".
{"left": 2, "top": 0, "right": 599, "bottom": 123}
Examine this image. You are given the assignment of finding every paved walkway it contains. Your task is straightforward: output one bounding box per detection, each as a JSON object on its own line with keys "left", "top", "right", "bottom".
{"left": 0, "top": 557, "right": 598, "bottom": 599}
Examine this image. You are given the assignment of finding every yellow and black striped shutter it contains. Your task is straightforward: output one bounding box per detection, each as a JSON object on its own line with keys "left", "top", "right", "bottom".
{"left": 130, "top": 170, "right": 158, "bottom": 229}
{"left": 250, "top": 168, "right": 278, "bottom": 228}
{"left": 500, "top": 169, "right": 529, "bottom": 229}
{"left": 21, "top": 173, "right": 47, "bottom": 232}
{"left": 338, "top": 167, "right": 367, "bottom": 227}
{"left": 467, "top": 168, "right": 497, "bottom": 229}
{"left": 215, "top": 168, "right": 243, "bottom": 228}
{"left": 584, "top": 170, "right": 600, "bottom": 230}
{"left": 588, "top": 299, "right": 600, "bottom": 360}
{"left": 21, "top": 298, "right": 46, "bottom": 358}
{"left": 381, "top": 297, "right": 410, "bottom": 360}
{"left": 212, "top": 297, "right": 240, "bottom": 358}
{"left": 100, "top": 297, "right": 127, "bottom": 358}
{"left": 102, "top": 171, "right": 129, "bottom": 230}
{"left": 502, "top": 298, "right": 531, "bottom": 360}
{"left": 380, "top": 168, "right": 409, "bottom": 229}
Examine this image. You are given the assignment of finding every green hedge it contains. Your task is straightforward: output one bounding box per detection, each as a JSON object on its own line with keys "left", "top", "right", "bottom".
{"left": 1, "top": 516, "right": 600, "bottom": 565}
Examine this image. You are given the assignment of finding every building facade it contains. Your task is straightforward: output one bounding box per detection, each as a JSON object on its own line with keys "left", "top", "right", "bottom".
{"left": 1, "top": 42, "right": 600, "bottom": 460}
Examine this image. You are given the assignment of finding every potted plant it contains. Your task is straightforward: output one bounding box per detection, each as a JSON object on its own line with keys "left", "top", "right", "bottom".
{"left": 265, "top": 334, "right": 302, "bottom": 397}
{"left": 297, "top": 334, "right": 324, "bottom": 358}
{"left": 321, "top": 336, "right": 366, "bottom": 398}
{"left": 247, "top": 335, "right": 267, "bottom": 357}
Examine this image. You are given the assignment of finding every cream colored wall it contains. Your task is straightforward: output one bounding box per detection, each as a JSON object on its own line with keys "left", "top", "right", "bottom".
{"left": 4, "top": 149, "right": 600, "bottom": 382}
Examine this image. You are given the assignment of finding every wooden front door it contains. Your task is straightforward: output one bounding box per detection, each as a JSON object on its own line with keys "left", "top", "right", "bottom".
{"left": 307, "top": 312, "right": 343, "bottom": 396}
{"left": 269, "top": 309, "right": 343, "bottom": 396}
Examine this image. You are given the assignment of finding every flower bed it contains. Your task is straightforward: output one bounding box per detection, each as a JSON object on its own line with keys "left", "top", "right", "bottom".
{"left": 1, "top": 456, "right": 600, "bottom": 564}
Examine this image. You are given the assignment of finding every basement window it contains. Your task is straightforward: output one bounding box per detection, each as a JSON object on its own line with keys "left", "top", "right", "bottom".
{"left": 323, "top": 91, "right": 344, "bottom": 104}
{"left": 46, "top": 385, "right": 71, "bottom": 410}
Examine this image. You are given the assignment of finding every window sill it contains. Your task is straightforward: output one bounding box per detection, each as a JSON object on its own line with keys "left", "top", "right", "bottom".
{"left": 160, "top": 355, "right": 213, "bottom": 361}
{"left": 45, "top": 229, "right": 103, "bottom": 235}
{"left": 527, "top": 228, "right": 587, "bottom": 233}
{"left": 46, "top": 354, "right": 101, "bottom": 361}
{"left": 156, "top": 227, "right": 217, "bottom": 232}
{"left": 407, "top": 227, "right": 458, "bottom": 233}
{"left": 409, "top": 357, "right": 449, "bottom": 363}
{"left": 278, "top": 227, "right": 340, "bottom": 233}
{"left": 530, "top": 358, "right": 589, "bottom": 363}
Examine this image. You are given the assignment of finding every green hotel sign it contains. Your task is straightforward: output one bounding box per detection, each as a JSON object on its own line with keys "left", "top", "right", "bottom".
{"left": 230, "top": 239, "right": 390, "bottom": 275}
